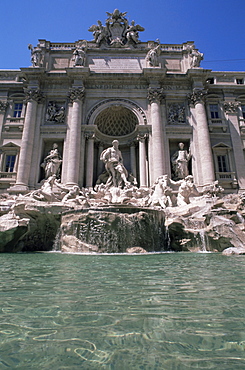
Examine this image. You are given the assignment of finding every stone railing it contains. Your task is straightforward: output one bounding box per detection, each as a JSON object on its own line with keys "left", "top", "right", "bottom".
{"left": 4, "top": 118, "right": 24, "bottom": 131}
{"left": 0, "top": 172, "right": 17, "bottom": 179}
{"left": 208, "top": 118, "right": 227, "bottom": 132}
{"left": 161, "top": 44, "right": 183, "bottom": 51}
{"left": 216, "top": 172, "right": 237, "bottom": 186}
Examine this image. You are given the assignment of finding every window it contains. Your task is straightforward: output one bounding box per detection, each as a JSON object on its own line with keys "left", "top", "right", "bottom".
{"left": 209, "top": 104, "right": 219, "bottom": 119}
{"left": 236, "top": 79, "right": 243, "bottom": 85}
{"left": 0, "top": 143, "right": 19, "bottom": 177}
{"left": 5, "top": 155, "right": 16, "bottom": 172}
{"left": 13, "top": 103, "right": 23, "bottom": 118}
{"left": 217, "top": 155, "right": 229, "bottom": 172}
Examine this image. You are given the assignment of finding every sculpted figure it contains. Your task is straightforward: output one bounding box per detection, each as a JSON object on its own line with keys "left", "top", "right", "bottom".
{"left": 146, "top": 44, "right": 161, "bottom": 67}
{"left": 202, "top": 181, "right": 224, "bottom": 197}
{"left": 100, "top": 140, "right": 130, "bottom": 188}
{"left": 41, "top": 143, "right": 62, "bottom": 179}
{"left": 32, "top": 175, "right": 58, "bottom": 202}
{"left": 72, "top": 42, "right": 86, "bottom": 67}
{"left": 188, "top": 45, "right": 203, "bottom": 68}
{"left": 126, "top": 20, "right": 144, "bottom": 45}
{"left": 46, "top": 102, "right": 57, "bottom": 121}
{"left": 150, "top": 175, "right": 178, "bottom": 208}
{"left": 54, "top": 106, "right": 65, "bottom": 123}
{"left": 171, "top": 143, "right": 191, "bottom": 180}
{"left": 177, "top": 175, "right": 199, "bottom": 206}
{"left": 28, "top": 44, "right": 42, "bottom": 67}
{"left": 46, "top": 103, "right": 65, "bottom": 123}
{"left": 88, "top": 20, "right": 108, "bottom": 46}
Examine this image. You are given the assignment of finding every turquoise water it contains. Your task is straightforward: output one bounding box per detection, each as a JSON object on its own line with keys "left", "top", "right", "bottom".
{"left": 0, "top": 253, "right": 245, "bottom": 369}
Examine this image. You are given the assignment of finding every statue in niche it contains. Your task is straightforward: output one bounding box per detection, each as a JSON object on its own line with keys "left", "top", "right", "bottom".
{"left": 171, "top": 143, "right": 191, "bottom": 180}
{"left": 28, "top": 44, "right": 42, "bottom": 67}
{"left": 72, "top": 41, "right": 87, "bottom": 66}
{"left": 100, "top": 140, "right": 130, "bottom": 188}
{"left": 125, "top": 20, "right": 145, "bottom": 45}
{"left": 41, "top": 143, "right": 62, "bottom": 179}
{"left": 146, "top": 43, "right": 161, "bottom": 67}
{"left": 46, "top": 102, "right": 65, "bottom": 123}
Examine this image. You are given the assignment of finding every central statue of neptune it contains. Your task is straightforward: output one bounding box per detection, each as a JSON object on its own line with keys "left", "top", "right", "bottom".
{"left": 100, "top": 140, "right": 130, "bottom": 188}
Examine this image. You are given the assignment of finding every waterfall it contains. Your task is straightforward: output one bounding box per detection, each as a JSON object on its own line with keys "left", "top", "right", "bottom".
{"left": 196, "top": 230, "right": 209, "bottom": 252}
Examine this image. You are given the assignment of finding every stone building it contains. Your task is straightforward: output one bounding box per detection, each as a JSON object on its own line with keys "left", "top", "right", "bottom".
{"left": 0, "top": 9, "right": 245, "bottom": 194}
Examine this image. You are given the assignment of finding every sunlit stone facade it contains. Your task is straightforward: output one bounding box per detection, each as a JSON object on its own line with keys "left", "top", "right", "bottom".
{"left": 0, "top": 10, "right": 245, "bottom": 193}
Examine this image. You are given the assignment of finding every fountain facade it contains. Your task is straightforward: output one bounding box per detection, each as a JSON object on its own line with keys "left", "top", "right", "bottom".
{"left": 0, "top": 9, "right": 245, "bottom": 254}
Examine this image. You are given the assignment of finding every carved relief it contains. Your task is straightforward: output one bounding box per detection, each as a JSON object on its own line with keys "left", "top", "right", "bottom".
{"left": 168, "top": 103, "right": 186, "bottom": 124}
{"left": 46, "top": 102, "right": 66, "bottom": 123}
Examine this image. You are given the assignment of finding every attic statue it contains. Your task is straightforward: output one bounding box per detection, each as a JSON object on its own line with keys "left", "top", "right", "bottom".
{"left": 88, "top": 9, "right": 144, "bottom": 47}
{"left": 28, "top": 44, "right": 42, "bottom": 67}
{"left": 146, "top": 43, "right": 161, "bottom": 67}
{"left": 72, "top": 41, "right": 87, "bottom": 67}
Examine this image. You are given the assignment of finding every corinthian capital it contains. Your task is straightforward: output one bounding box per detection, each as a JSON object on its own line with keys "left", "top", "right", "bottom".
{"left": 24, "top": 88, "right": 44, "bottom": 103}
{"left": 68, "top": 87, "right": 85, "bottom": 103}
{"left": 223, "top": 101, "right": 240, "bottom": 114}
{"left": 137, "top": 133, "right": 149, "bottom": 142}
{"left": 188, "top": 89, "right": 207, "bottom": 105}
{"left": 0, "top": 101, "right": 9, "bottom": 112}
{"left": 147, "top": 88, "right": 165, "bottom": 104}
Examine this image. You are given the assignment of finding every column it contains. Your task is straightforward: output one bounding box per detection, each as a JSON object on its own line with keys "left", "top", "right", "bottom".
{"left": 137, "top": 134, "right": 148, "bottom": 187}
{"left": 97, "top": 141, "right": 104, "bottom": 178}
{"left": 189, "top": 89, "right": 215, "bottom": 185}
{"left": 85, "top": 132, "right": 95, "bottom": 188}
{"left": 12, "top": 89, "right": 44, "bottom": 191}
{"left": 147, "top": 88, "right": 165, "bottom": 180}
{"left": 79, "top": 131, "right": 86, "bottom": 188}
{"left": 224, "top": 101, "right": 245, "bottom": 190}
{"left": 130, "top": 142, "right": 137, "bottom": 178}
{"left": 66, "top": 87, "right": 84, "bottom": 186}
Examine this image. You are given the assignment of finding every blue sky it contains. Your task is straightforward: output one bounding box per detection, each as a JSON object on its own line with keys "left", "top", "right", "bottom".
{"left": 0, "top": 0, "right": 244, "bottom": 71}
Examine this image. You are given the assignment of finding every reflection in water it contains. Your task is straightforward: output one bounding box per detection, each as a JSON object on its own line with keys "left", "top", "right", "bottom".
{"left": 0, "top": 253, "right": 245, "bottom": 369}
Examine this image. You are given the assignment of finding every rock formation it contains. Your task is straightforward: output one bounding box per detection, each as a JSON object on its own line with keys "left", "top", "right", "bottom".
{"left": 0, "top": 140, "right": 245, "bottom": 255}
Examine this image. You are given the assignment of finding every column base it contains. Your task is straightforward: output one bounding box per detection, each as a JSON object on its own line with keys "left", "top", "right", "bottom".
{"left": 8, "top": 184, "right": 29, "bottom": 194}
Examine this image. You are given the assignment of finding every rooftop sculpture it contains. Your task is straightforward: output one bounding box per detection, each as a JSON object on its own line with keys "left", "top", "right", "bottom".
{"left": 88, "top": 9, "right": 145, "bottom": 47}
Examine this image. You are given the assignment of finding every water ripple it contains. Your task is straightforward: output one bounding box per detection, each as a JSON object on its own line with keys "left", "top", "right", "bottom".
{"left": 0, "top": 252, "right": 244, "bottom": 369}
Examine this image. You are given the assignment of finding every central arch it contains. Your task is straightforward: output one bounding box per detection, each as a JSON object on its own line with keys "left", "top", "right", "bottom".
{"left": 84, "top": 99, "right": 149, "bottom": 188}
